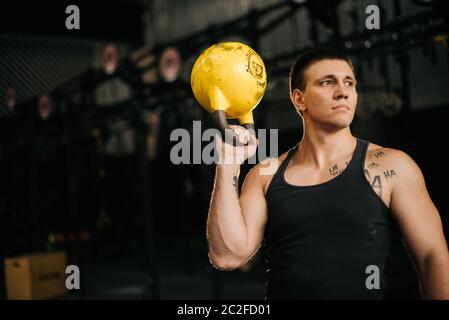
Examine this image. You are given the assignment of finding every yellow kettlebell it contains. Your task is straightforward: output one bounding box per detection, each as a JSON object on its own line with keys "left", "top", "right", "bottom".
{"left": 191, "top": 42, "right": 267, "bottom": 144}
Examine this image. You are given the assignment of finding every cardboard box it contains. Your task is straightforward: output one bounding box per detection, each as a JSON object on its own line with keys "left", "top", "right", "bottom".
{"left": 4, "top": 251, "right": 68, "bottom": 300}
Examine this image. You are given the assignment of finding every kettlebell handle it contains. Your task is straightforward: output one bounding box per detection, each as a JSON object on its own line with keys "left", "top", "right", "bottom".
{"left": 212, "top": 110, "right": 256, "bottom": 146}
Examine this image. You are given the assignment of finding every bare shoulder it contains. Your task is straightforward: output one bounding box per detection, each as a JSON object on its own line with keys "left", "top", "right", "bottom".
{"left": 367, "top": 144, "right": 419, "bottom": 168}
{"left": 257, "top": 150, "right": 289, "bottom": 168}
{"left": 366, "top": 143, "right": 423, "bottom": 182}
{"left": 363, "top": 142, "right": 425, "bottom": 206}
{"left": 247, "top": 150, "right": 290, "bottom": 195}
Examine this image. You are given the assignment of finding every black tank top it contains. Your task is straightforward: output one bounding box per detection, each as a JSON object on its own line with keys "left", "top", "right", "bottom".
{"left": 264, "top": 138, "right": 395, "bottom": 299}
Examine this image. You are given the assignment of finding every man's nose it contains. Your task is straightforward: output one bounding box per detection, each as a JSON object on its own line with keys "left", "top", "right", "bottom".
{"left": 334, "top": 83, "right": 349, "bottom": 100}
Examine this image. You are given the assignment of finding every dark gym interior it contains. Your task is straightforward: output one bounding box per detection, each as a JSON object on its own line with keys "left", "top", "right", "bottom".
{"left": 1, "top": 0, "right": 448, "bottom": 300}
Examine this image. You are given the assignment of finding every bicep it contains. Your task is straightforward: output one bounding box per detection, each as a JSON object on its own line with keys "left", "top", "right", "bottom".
{"left": 390, "top": 156, "right": 448, "bottom": 270}
{"left": 238, "top": 165, "right": 268, "bottom": 259}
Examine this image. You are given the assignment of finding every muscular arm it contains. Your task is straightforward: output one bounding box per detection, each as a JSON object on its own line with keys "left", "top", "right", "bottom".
{"left": 388, "top": 150, "right": 449, "bottom": 299}
{"left": 207, "top": 163, "right": 268, "bottom": 270}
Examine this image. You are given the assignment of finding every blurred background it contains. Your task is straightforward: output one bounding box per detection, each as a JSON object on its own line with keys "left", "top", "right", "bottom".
{"left": 0, "top": 0, "right": 448, "bottom": 300}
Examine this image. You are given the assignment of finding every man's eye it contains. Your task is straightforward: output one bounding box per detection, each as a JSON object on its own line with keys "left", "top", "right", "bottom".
{"left": 321, "top": 80, "right": 333, "bottom": 86}
{"left": 345, "top": 81, "right": 354, "bottom": 86}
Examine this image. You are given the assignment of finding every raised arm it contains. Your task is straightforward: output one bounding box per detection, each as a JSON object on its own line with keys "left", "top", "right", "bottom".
{"left": 207, "top": 126, "right": 268, "bottom": 271}
{"left": 389, "top": 150, "right": 449, "bottom": 299}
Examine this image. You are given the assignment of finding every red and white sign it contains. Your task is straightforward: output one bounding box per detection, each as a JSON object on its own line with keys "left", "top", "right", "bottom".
{"left": 6, "top": 87, "right": 15, "bottom": 111}
{"left": 159, "top": 47, "right": 182, "bottom": 82}
{"left": 102, "top": 43, "right": 119, "bottom": 75}
{"left": 39, "top": 95, "right": 51, "bottom": 121}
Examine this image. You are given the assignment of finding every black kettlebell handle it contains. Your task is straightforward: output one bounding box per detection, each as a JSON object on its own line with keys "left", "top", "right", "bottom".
{"left": 212, "top": 110, "right": 256, "bottom": 146}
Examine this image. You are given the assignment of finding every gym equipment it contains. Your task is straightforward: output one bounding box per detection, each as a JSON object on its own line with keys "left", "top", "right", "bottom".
{"left": 191, "top": 42, "right": 267, "bottom": 144}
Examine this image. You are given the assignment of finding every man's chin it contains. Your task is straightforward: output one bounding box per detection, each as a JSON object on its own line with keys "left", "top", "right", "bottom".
{"left": 319, "top": 120, "right": 351, "bottom": 133}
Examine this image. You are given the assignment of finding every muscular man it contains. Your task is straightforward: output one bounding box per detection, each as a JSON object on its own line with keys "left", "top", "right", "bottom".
{"left": 206, "top": 47, "right": 449, "bottom": 299}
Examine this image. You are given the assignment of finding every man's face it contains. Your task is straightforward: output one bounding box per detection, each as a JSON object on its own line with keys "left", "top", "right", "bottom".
{"left": 292, "top": 59, "right": 357, "bottom": 131}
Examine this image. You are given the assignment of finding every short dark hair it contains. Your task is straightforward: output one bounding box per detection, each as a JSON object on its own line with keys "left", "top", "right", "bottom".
{"left": 289, "top": 47, "right": 354, "bottom": 94}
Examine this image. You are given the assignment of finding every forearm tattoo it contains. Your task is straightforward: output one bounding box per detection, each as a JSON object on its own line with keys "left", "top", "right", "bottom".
{"left": 233, "top": 175, "right": 239, "bottom": 196}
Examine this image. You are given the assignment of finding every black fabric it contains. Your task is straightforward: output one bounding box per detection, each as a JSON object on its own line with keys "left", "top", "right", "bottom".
{"left": 264, "top": 138, "right": 395, "bottom": 299}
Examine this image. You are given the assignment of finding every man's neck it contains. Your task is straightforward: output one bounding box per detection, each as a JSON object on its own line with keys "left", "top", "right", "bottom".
{"left": 294, "top": 127, "right": 356, "bottom": 169}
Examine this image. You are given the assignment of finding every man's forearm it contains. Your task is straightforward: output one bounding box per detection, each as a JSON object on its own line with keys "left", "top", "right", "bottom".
{"left": 207, "top": 164, "right": 249, "bottom": 264}
{"left": 420, "top": 255, "right": 449, "bottom": 299}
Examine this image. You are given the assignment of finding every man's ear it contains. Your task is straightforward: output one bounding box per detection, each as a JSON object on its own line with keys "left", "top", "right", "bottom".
{"left": 291, "top": 88, "right": 306, "bottom": 114}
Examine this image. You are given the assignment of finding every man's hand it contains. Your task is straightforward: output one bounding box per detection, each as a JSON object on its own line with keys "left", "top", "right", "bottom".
{"left": 215, "top": 125, "right": 259, "bottom": 165}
